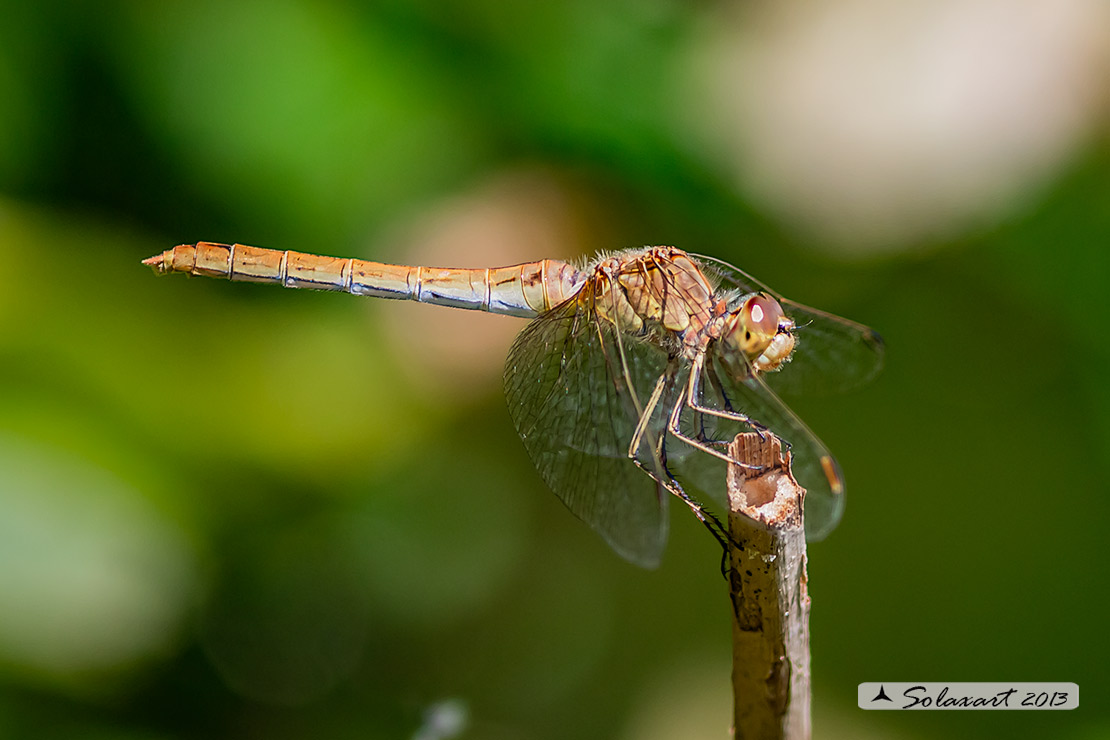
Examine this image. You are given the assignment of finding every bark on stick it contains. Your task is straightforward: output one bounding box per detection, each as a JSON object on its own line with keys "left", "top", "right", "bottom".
{"left": 727, "top": 433, "right": 811, "bottom": 740}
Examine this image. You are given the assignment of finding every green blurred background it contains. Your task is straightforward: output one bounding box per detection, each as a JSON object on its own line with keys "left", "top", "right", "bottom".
{"left": 1, "top": 1, "right": 1107, "bottom": 738}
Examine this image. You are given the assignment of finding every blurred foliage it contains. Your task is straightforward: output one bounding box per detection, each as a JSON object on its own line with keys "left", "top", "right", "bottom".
{"left": 0, "top": 1, "right": 1107, "bottom": 739}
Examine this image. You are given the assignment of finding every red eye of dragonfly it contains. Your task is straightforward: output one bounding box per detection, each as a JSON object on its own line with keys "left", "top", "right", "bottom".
{"left": 731, "top": 293, "right": 785, "bottom": 356}
{"left": 746, "top": 294, "right": 784, "bottom": 338}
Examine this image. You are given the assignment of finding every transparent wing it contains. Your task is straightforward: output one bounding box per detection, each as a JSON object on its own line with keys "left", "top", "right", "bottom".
{"left": 693, "top": 253, "right": 885, "bottom": 396}
{"left": 686, "top": 352, "right": 847, "bottom": 540}
{"left": 503, "top": 294, "right": 675, "bottom": 568}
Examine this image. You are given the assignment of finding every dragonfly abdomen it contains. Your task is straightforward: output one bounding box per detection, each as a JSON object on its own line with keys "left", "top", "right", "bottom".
{"left": 143, "top": 242, "right": 584, "bottom": 317}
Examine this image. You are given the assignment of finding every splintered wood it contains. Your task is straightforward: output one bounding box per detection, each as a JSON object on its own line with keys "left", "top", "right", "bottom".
{"left": 727, "top": 433, "right": 811, "bottom": 740}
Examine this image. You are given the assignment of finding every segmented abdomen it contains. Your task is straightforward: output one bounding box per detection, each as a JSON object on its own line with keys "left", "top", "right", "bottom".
{"left": 144, "top": 242, "right": 585, "bottom": 318}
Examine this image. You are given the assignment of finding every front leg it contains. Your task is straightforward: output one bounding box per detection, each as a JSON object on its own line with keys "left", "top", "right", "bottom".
{"left": 690, "top": 354, "right": 797, "bottom": 455}
{"left": 666, "top": 354, "right": 765, "bottom": 471}
{"left": 687, "top": 354, "right": 769, "bottom": 434}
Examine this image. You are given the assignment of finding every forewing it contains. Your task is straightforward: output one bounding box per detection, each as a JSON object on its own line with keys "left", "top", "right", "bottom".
{"left": 503, "top": 297, "right": 673, "bottom": 568}
{"left": 693, "top": 253, "right": 884, "bottom": 395}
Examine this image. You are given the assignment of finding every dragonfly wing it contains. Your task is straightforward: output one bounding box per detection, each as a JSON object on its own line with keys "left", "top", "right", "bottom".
{"left": 503, "top": 296, "right": 674, "bottom": 568}
{"left": 769, "top": 299, "right": 885, "bottom": 396}
{"left": 685, "top": 353, "right": 848, "bottom": 540}
{"left": 692, "top": 253, "right": 884, "bottom": 395}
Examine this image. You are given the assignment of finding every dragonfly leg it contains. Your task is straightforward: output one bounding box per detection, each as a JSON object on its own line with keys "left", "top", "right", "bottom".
{"left": 621, "top": 360, "right": 748, "bottom": 563}
{"left": 687, "top": 355, "right": 770, "bottom": 436}
{"left": 626, "top": 372, "right": 669, "bottom": 461}
{"left": 633, "top": 450, "right": 750, "bottom": 579}
{"left": 690, "top": 387, "right": 731, "bottom": 451}
{"left": 702, "top": 358, "right": 776, "bottom": 447}
{"left": 683, "top": 355, "right": 790, "bottom": 459}
{"left": 630, "top": 457, "right": 730, "bottom": 552}
{"left": 704, "top": 358, "right": 737, "bottom": 414}
{"left": 666, "top": 404, "right": 763, "bottom": 471}
{"left": 624, "top": 368, "right": 733, "bottom": 553}
{"left": 665, "top": 358, "right": 765, "bottom": 472}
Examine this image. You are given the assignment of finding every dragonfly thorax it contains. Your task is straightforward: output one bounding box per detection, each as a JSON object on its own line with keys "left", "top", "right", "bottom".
{"left": 587, "top": 247, "right": 717, "bottom": 349}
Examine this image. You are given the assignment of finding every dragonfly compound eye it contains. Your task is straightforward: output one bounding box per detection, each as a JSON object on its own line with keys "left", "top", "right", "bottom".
{"left": 732, "top": 293, "right": 784, "bottom": 357}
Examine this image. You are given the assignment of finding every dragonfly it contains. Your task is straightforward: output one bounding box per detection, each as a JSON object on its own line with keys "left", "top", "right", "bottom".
{"left": 144, "top": 242, "right": 883, "bottom": 567}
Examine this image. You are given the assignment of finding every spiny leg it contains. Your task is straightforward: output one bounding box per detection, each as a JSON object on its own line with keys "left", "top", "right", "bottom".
{"left": 691, "top": 364, "right": 727, "bottom": 450}
{"left": 666, "top": 357, "right": 765, "bottom": 472}
{"left": 656, "top": 434, "right": 732, "bottom": 549}
{"left": 630, "top": 396, "right": 753, "bottom": 572}
{"left": 695, "top": 356, "right": 782, "bottom": 456}
{"left": 695, "top": 355, "right": 797, "bottom": 456}
{"left": 632, "top": 443, "right": 751, "bottom": 579}
{"left": 701, "top": 358, "right": 737, "bottom": 448}
{"left": 654, "top": 446, "right": 737, "bottom": 578}
{"left": 624, "top": 364, "right": 732, "bottom": 551}
{"left": 629, "top": 457, "right": 729, "bottom": 552}
{"left": 686, "top": 355, "right": 767, "bottom": 429}
{"left": 682, "top": 353, "right": 796, "bottom": 456}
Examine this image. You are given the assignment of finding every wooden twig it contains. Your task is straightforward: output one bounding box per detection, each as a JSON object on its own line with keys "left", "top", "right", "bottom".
{"left": 727, "top": 433, "right": 810, "bottom": 740}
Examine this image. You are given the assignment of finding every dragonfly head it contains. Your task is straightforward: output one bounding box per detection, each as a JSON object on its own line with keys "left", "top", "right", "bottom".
{"left": 722, "top": 293, "right": 796, "bottom": 373}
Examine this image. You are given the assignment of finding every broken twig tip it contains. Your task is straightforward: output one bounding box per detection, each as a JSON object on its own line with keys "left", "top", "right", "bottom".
{"left": 727, "top": 431, "right": 810, "bottom": 739}
{"left": 727, "top": 433, "right": 804, "bottom": 531}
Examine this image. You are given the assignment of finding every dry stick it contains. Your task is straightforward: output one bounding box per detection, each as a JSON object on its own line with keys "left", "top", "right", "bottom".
{"left": 727, "top": 433, "right": 811, "bottom": 740}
